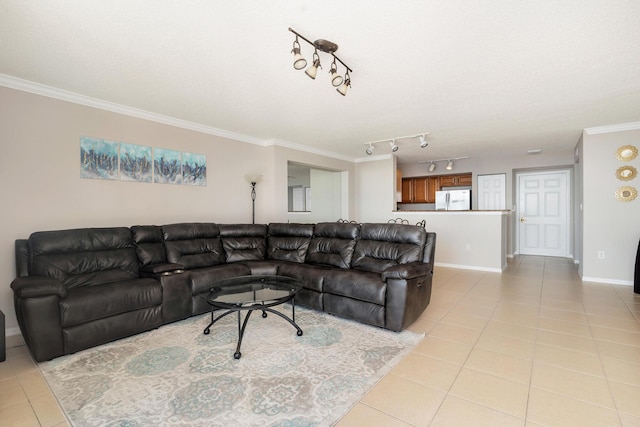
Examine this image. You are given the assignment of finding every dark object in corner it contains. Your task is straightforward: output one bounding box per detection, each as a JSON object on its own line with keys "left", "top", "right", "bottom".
{"left": 0, "top": 310, "right": 5, "bottom": 362}
{"left": 635, "top": 238, "right": 640, "bottom": 294}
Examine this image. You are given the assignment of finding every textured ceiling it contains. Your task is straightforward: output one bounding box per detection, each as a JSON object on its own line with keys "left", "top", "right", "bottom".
{"left": 1, "top": 1, "right": 639, "bottom": 163}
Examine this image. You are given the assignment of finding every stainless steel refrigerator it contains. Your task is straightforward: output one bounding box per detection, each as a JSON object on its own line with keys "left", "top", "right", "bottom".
{"left": 435, "top": 189, "right": 471, "bottom": 211}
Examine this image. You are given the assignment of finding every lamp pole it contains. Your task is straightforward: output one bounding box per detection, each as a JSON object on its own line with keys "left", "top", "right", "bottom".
{"left": 250, "top": 181, "right": 257, "bottom": 224}
{"left": 245, "top": 174, "right": 262, "bottom": 224}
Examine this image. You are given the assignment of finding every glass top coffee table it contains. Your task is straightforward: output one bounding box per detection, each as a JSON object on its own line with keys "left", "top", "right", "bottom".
{"left": 201, "top": 275, "right": 303, "bottom": 359}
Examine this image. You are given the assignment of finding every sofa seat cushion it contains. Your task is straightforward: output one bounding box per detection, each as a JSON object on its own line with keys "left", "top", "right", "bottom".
{"left": 60, "top": 278, "right": 161, "bottom": 327}
{"left": 189, "top": 264, "right": 251, "bottom": 295}
{"left": 277, "top": 263, "right": 330, "bottom": 293}
{"left": 323, "top": 270, "right": 386, "bottom": 306}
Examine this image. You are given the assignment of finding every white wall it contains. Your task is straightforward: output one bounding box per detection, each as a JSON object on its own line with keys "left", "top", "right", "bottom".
{"left": 581, "top": 127, "right": 640, "bottom": 284}
{"left": 354, "top": 155, "right": 396, "bottom": 222}
{"left": 0, "top": 86, "right": 352, "bottom": 333}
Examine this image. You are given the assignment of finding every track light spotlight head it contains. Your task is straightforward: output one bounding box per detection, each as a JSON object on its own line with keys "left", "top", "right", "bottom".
{"left": 365, "top": 143, "right": 375, "bottom": 155}
{"left": 390, "top": 140, "right": 399, "bottom": 152}
{"left": 419, "top": 135, "right": 428, "bottom": 148}
{"left": 305, "top": 51, "right": 321, "bottom": 79}
{"left": 428, "top": 162, "right": 436, "bottom": 172}
{"left": 329, "top": 61, "right": 343, "bottom": 87}
{"left": 337, "top": 75, "right": 351, "bottom": 96}
{"left": 291, "top": 39, "right": 307, "bottom": 70}
{"left": 446, "top": 160, "right": 453, "bottom": 170}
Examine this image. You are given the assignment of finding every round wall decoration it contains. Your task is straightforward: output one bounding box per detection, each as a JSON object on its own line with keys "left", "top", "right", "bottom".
{"left": 616, "top": 145, "right": 638, "bottom": 161}
{"left": 615, "top": 165, "right": 638, "bottom": 181}
{"left": 615, "top": 186, "right": 638, "bottom": 202}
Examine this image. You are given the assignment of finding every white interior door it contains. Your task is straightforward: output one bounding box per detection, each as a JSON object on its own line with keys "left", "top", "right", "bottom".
{"left": 517, "top": 170, "right": 570, "bottom": 257}
{"left": 478, "top": 174, "right": 506, "bottom": 210}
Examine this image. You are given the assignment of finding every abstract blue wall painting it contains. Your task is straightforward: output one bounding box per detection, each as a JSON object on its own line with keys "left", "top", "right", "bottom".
{"left": 153, "top": 148, "right": 182, "bottom": 184}
{"left": 120, "top": 143, "right": 152, "bottom": 182}
{"left": 182, "top": 152, "right": 207, "bottom": 186}
{"left": 80, "top": 137, "right": 119, "bottom": 180}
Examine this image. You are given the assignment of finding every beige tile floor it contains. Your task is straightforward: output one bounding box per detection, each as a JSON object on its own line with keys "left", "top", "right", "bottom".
{"left": 1, "top": 256, "right": 639, "bottom": 426}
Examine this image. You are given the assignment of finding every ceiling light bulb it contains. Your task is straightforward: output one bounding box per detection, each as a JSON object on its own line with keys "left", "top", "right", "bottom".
{"left": 305, "top": 52, "right": 321, "bottom": 79}
{"left": 329, "top": 62, "right": 343, "bottom": 87}
{"left": 390, "top": 140, "right": 399, "bottom": 152}
{"left": 446, "top": 160, "right": 453, "bottom": 170}
{"left": 291, "top": 39, "right": 307, "bottom": 70}
{"left": 419, "top": 135, "right": 428, "bottom": 148}
{"left": 428, "top": 162, "right": 436, "bottom": 172}
{"left": 365, "top": 143, "right": 375, "bottom": 155}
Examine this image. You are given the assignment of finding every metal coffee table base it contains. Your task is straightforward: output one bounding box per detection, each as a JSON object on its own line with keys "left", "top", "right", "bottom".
{"left": 204, "top": 305, "right": 303, "bottom": 359}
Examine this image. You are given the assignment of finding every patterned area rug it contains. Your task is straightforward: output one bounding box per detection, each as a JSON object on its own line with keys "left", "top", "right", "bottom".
{"left": 39, "top": 307, "right": 423, "bottom": 427}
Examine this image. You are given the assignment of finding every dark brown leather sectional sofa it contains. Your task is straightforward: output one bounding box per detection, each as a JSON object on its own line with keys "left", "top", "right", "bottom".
{"left": 11, "top": 222, "right": 436, "bottom": 362}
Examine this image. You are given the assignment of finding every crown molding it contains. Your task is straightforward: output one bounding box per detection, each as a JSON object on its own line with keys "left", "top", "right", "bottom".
{"left": 0, "top": 74, "right": 261, "bottom": 147}
{"left": 354, "top": 153, "right": 393, "bottom": 163}
{"left": 584, "top": 121, "right": 640, "bottom": 135}
{"left": 266, "top": 138, "right": 356, "bottom": 163}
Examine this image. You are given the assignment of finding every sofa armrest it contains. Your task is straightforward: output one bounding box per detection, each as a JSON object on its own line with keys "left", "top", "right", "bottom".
{"left": 381, "top": 262, "right": 432, "bottom": 281}
{"left": 11, "top": 276, "right": 67, "bottom": 299}
{"left": 140, "top": 263, "right": 184, "bottom": 276}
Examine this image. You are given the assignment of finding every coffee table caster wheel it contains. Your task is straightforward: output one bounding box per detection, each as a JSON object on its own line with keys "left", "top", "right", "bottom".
{"left": 204, "top": 329, "right": 210, "bottom": 335}
{"left": 262, "top": 311, "right": 267, "bottom": 318}
{"left": 234, "top": 352, "right": 241, "bottom": 359}
{"left": 297, "top": 330, "right": 303, "bottom": 336}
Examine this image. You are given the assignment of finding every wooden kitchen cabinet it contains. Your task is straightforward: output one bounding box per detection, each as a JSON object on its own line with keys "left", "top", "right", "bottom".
{"left": 401, "top": 177, "right": 439, "bottom": 203}
{"left": 401, "top": 174, "right": 470, "bottom": 203}
{"left": 402, "top": 177, "right": 429, "bottom": 203}
{"left": 438, "top": 173, "right": 472, "bottom": 187}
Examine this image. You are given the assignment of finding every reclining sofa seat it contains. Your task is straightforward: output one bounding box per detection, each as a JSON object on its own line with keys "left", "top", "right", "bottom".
{"left": 161, "top": 223, "right": 251, "bottom": 316}
{"left": 11, "top": 228, "right": 162, "bottom": 362}
{"left": 11, "top": 221, "right": 436, "bottom": 362}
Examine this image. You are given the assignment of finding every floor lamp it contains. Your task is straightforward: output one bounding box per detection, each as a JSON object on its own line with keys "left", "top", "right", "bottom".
{"left": 245, "top": 174, "right": 262, "bottom": 224}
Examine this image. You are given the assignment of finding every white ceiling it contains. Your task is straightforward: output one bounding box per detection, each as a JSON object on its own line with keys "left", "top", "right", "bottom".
{"left": 1, "top": 1, "right": 639, "bottom": 164}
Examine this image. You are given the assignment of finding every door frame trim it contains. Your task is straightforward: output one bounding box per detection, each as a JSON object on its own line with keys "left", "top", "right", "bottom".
{"left": 515, "top": 168, "right": 572, "bottom": 257}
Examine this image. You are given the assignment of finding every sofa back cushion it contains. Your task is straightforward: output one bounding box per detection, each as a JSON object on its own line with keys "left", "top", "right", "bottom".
{"left": 352, "top": 223, "right": 427, "bottom": 273}
{"left": 131, "top": 225, "right": 167, "bottom": 266}
{"left": 162, "top": 223, "right": 224, "bottom": 269}
{"left": 219, "top": 224, "right": 267, "bottom": 262}
{"left": 267, "top": 223, "right": 314, "bottom": 263}
{"left": 306, "top": 222, "right": 359, "bottom": 269}
{"left": 28, "top": 227, "right": 139, "bottom": 289}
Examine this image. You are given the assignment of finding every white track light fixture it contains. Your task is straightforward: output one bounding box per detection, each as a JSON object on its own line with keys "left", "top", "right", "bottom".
{"left": 365, "top": 143, "right": 375, "bottom": 155}
{"left": 363, "top": 132, "right": 430, "bottom": 155}
{"left": 289, "top": 27, "right": 353, "bottom": 96}
{"left": 419, "top": 134, "right": 428, "bottom": 148}
{"left": 420, "top": 156, "right": 470, "bottom": 172}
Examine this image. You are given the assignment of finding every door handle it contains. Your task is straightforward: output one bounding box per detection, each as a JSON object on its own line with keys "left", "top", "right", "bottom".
{"left": 520, "top": 216, "right": 526, "bottom": 223}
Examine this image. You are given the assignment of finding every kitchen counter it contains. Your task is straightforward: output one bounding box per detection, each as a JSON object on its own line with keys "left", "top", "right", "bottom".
{"left": 391, "top": 210, "right": 510, "bottom": 272}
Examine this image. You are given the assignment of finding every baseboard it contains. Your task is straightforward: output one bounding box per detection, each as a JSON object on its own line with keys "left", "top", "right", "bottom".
{"left": 7, "top": 326, "right": 21, "bottom": 337}
{"left": 435, "top": 262, "right": 503, "bottom": 273}
{"left": 581, "top": 277, "right": 633, "bottom": 286}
